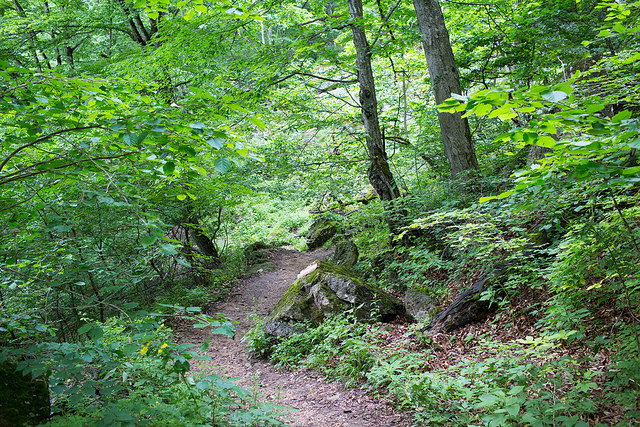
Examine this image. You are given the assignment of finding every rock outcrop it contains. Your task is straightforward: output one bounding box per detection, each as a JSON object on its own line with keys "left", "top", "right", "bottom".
{"left": 244, "top": 242, "right": 275, "bottom": 274}
{"left": 263, "top": 261, "right": 405, "bottom": 337}
{"left": 306, "top": 218, "right": 338, "bottom": 250}
{"left": 404, "top": 288, "right": 437, "bottom": 322}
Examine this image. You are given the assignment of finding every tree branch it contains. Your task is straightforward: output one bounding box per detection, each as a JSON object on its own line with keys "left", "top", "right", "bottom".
{"left": 0, "top": 125, "right": 106, "bottom": 172}
{"left": 268, "top": 71, "right": 358, "bottom": 88}
{"left": 0, "top": 151, "right": 141, "bottom": 187}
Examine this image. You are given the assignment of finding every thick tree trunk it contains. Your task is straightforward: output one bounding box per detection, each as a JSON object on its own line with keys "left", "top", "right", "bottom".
{"left": 413, "top": 0, "right": 479, "bottom": 177}
{"left": 348, "top": 0, "right": 400, "bottom": 202}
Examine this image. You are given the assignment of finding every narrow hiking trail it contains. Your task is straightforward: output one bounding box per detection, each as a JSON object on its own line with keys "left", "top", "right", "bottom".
{"left": 174, "top": 247, "right": 409, "bottom": 427}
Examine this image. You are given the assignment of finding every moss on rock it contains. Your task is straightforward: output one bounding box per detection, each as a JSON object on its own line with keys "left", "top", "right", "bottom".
{"left": 262, "top": 261, "right": 404, "bottom": 337}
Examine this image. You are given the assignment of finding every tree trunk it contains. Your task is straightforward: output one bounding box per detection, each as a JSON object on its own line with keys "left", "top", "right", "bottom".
{"left": 348, "top": 0, "right": 401, "bottom": 202}
{"left": 183, "top": 204, "right": 219, "bottom": 259}
{"left": 413, "top": 0, "right": 479, "bottom": 177}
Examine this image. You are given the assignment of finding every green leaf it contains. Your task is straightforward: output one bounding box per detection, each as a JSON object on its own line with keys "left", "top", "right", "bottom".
{"left": 538, "top": 136, "right": 556, "bottom": 148}
{"left": 541, "top": 90, "right": 568, "bottom": 103}
{"left": 123, "top": 133, "right": 137, "bottom": 145}
{"left": 200, "top": 337, "right": 211, "bottom": 352}
{"left": 498, "top": 111, "right": 518, "bottom": 120}
{"left": 176, "top": 194, "right": 187, "bottom": 201}
{"left": 78, "top": 324, "right": 92, "bottom": 335}
{"left": 248, "top": 116, "right": 265, "bottom": 129}
{"left": 585, "top": 103, "right": 605, "bottom": 114}
{"left": 163, "top": 161, "right": 176, "bottom": 175}
{"left": 194, "top": 4, "right": 207, "bottom": 13}
{"left": 140, "top": 234, "right": 158, "bottom": 247}
{"left": 212, "top": 321, "right": 235, "bottom": 338}
{"left": 160, "top": 244, "right": 179, "bottom": 255}
{"left": 476, "top": 393, "right": 503, "bottom": 408}
{"left": 613, "top": 22, "right": 627, "bottom": 34}
{"left": 622, "top": 166, "right": 640, "bottom": 176}
{"left": 612, "top": 110, "right": 632, "bottom": 123}
{"left": 479, "top": 196, "right": 497, "bottom": 203}
{"left": 87, "top": 326, "right": 104, "bottom": 341}
{"left": 474, "top": 103, "right": 493, "bottom": 116}
{"left": 176, "top": 258, "right": 192, "bottom": 267}
{"left": 184, "top": 9, "right": 195, "bottom": 20}
{"left": 516, "top": 106, "right": 536, "bottom": 113}
{"left": 177, "top": 343, "right": 197, "bottom": 351}
{"left": 214, "top": 158, "right": 232, "bottom": 173}
{"left": 206, "top": 137, "right": 224, "bottom": 149}
{"left": 508, "top": 385, "right": 525, "bottom": 395}
{"left": 497, "top": 190, "right": 514, "bottom": 199}
{"left": 540, "top": 122, "right": 557, "bottom": 134}
{"left": 628, "top": 136, "right": 640, "bottom": 149}
{"left": 123, "top": 343, "right": 139, "bottom": 356}
{"left": 228, "top": 104, "right": 249, "bottom": 113}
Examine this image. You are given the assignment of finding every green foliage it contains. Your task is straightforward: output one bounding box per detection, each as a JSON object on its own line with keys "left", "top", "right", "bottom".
{"left": 228, "top": 193, "right": 310, "bottom": 248}
{"left": 1, "top": 0, "right": 640, "bottom": 424}
{"left": 248, "top": 311, "right": 376, "bottom": 387}
{"left": 1, "top": 310, "right": 285, "bottom": 426}
{"left": 242, "top": 316, "right": 275, "bottom": 360}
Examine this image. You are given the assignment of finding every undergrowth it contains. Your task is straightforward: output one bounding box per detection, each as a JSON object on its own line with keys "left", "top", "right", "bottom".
{"left": 244, "top": 185, "right": 640, "bottom": 426}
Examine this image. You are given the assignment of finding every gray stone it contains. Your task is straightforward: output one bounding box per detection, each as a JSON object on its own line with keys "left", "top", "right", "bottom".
{"left": 405, "top": 289, "right": 437, "bottom": 322}
{"left": 263, "top": 261, "right": 405, "bottom": 337}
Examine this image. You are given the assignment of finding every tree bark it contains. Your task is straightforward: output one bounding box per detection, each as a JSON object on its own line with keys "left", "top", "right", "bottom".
{"left": 413, "top": 0, "right": 479, "bottom": 177}
{"left": 348, "top": 0, "right": 401, "bottom": 202}
{"left": 183, "top": 204, "right": 219, "bottom": 259}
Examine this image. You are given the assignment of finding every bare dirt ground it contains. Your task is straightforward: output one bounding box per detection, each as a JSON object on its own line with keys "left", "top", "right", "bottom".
{"left": 174, "top": 247, "right": 409, "bottom": 426}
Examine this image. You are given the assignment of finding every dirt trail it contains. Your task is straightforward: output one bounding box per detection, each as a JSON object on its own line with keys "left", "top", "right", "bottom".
{"left": 174, "top": 247, "right": 408, "bottom": 426}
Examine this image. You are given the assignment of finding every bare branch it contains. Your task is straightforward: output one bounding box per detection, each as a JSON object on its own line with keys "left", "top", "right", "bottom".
{"left": 0, "top": 125, "right": 106, "bottom": 172}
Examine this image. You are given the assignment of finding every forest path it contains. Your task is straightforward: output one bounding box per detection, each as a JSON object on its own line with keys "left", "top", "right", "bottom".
{"left": 174, "top": 247, "right": 408, "bottom": 426}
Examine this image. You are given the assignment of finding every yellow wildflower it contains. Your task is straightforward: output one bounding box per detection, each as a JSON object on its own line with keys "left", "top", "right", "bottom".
{"left": 158, "top": 343, "right": 168, "bottom": 354}
{"left": 140, "top": 345, "right": 149, "bottom": 355}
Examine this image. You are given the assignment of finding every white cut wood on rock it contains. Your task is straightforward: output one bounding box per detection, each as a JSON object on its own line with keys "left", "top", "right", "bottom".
{"left": 297, "top": 262, "right": 318, "bottom": 279}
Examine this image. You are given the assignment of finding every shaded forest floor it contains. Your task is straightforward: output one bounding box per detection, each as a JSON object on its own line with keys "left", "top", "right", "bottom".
{"left": 173, "top": 247, "right": 409, "bottom": 426}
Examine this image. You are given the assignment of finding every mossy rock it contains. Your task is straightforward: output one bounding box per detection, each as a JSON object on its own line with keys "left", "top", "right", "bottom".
{"left": 244, "top": 242, "right": 271, "bottom": 265}
{"left": 246, "top": 261, "right": 277, "bottom": 275}
{"left": 405, "top": 288, "right": 437, "bottom": 322}
{"left": 330, "top": 239, "right": 359, "bottom": 267}
{"left": 244, "top": 242, "right": 275, "bottom": 273}
{"left": 306, "top": 218, "right": 338, "bottom": 250}
{"left": 263, "top": 261, "right": 405, "bottom": 337}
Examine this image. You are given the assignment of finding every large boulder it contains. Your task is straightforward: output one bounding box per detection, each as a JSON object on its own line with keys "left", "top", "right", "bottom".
{"left": 263, "top": 261, "right": 405, "bottom": 337}
{"left": 306, "top": 218, "right": 338, "bottom": 250}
